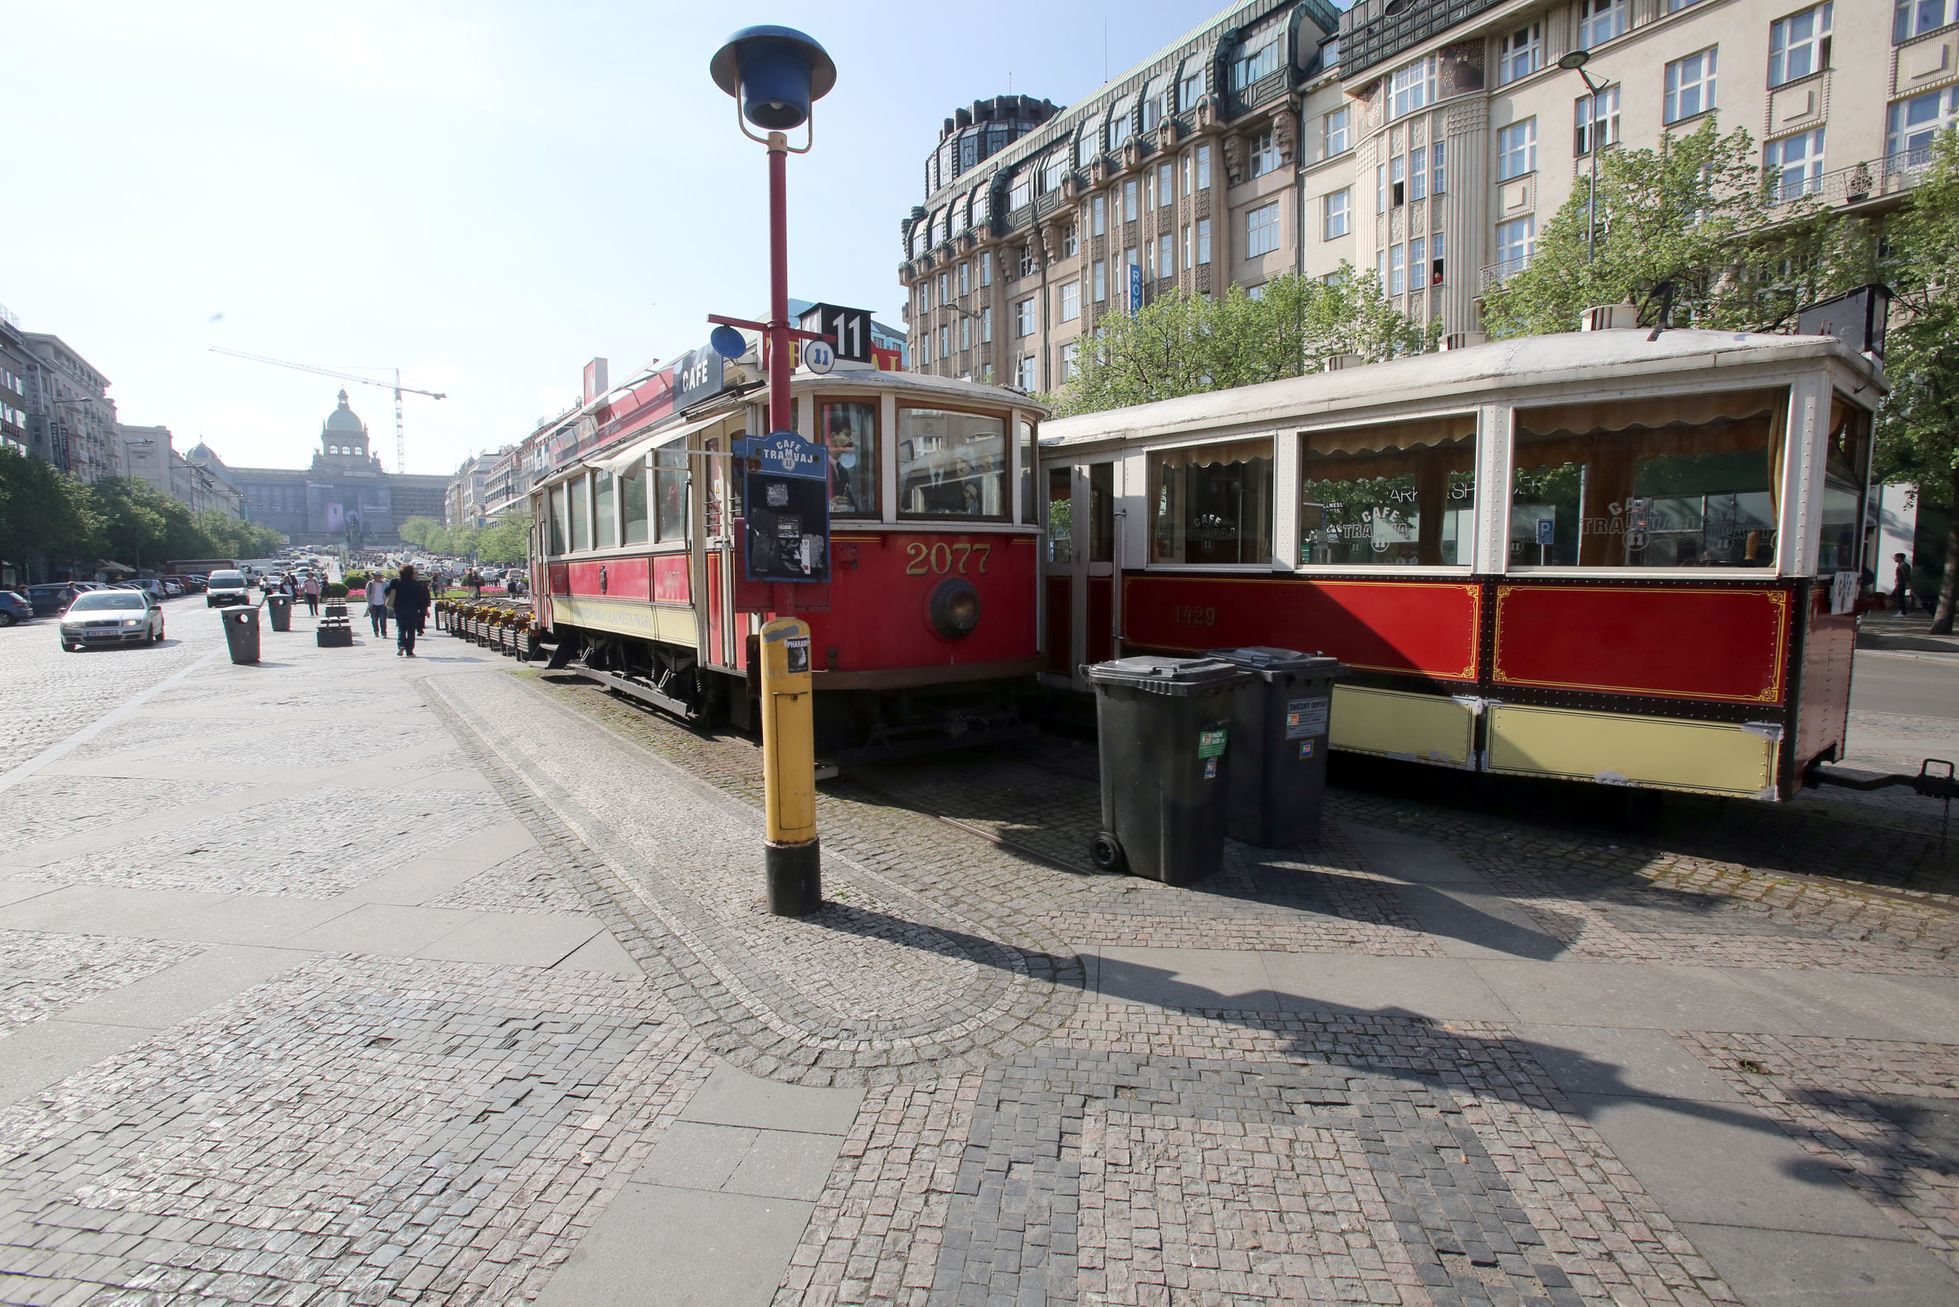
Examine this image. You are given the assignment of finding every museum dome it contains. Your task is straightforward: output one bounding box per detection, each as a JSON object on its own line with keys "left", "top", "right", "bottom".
{"left": 324, "top": 389, "right": 366, "bottom": 434}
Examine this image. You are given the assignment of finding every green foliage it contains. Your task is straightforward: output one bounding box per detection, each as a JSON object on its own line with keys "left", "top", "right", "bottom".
{"left": 398, "top": 516, "right": 441, "bottom": 548}
{"left": 343, "top": 570, "right": 368, "bottom": 591}
{"left": 0, "top": 447, "right": 101, "bottom": 579}
{"left": 474, "top": 513, "right": 531, "bottom": 565}
{"left": 1044, "top": 268, "right": 1438, "bottom": 417}
{"left": 1482, "top": 120, "right": 1873, "bottom": 336}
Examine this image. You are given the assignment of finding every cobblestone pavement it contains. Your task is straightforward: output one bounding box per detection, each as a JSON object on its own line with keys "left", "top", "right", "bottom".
{"left": 0, "top": 606, "right": 1956, "bottom": 1306}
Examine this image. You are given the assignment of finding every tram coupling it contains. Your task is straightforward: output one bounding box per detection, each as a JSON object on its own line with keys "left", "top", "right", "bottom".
{"left": 1806, "top": 758, "right": 1959, "bottom": 853}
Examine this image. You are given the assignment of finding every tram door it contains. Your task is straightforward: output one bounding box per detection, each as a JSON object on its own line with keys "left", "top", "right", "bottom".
{"left": 1041, "top": 460, "right": 1119, "bottom": 690}
{"left": 700, "top": 435, "right": 739, "bottom": 673}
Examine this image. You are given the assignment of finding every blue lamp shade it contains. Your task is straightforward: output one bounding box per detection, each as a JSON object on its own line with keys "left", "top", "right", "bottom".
{"left": 709, "top": 25, "right": 837, "bottom": 132}
{"left": 709, "top": 325, "right": 747, "bottom": 359}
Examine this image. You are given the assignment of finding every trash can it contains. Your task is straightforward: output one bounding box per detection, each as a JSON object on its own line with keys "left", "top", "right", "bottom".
{"left": 264, "top": 593, "right": 292, "bottom": 632}
{"left": 1206, "top": 647, "right": 1344, "bottom": 847}
{"left": 223, "top": 605, "right": 261, "bottom": 665}
{"left": 1083, "top": 655, "right": 1249, "bottom": 884}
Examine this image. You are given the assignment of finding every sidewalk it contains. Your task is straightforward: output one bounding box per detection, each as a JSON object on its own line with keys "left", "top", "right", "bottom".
{"left": 0, "top": 608, "right": 1955, "bottom": 1305}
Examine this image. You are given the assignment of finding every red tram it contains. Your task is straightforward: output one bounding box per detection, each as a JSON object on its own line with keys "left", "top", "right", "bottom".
{"left": 528, "top": 344, "right": 1046, "bottom": 758}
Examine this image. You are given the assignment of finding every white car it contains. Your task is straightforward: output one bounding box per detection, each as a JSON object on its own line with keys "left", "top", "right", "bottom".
{"left": 205, "top": 569, "right": 253, "bottom": 607}
{"left": 59, "top": 589, "right": 164, "bottom": 650}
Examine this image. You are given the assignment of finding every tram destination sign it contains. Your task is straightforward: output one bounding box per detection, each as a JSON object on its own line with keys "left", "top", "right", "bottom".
{"left": 741, "top": 430, "right": 831, "bottom": 584}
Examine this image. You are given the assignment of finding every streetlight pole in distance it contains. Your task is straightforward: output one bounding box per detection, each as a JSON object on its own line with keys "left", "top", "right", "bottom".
{"left": 708, "top": 25, "right": 837, "bottom": 918}
{"left": 1558, "top": 49, "right": 1609, "bottom": 266}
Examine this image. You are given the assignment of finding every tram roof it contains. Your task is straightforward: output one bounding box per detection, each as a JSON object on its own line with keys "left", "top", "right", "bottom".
{"left": 1040, "top": 329, "right": 1881, "bottom": 450}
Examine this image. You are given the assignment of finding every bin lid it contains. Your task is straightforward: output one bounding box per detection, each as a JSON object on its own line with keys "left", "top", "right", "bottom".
{"left": 1205, "top": 646, "right": 1343, "bottom": 678}
{"left": 1082, "top": 655, "right": 1248, "bottom": 695}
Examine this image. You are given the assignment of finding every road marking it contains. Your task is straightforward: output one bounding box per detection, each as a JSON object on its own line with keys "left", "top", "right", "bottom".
{"left": 0, "top": 645, "right": 226, "bottom": 796}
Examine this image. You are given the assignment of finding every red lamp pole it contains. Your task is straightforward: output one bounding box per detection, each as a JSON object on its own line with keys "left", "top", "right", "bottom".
{"left": 767, "top": 132, "right": 793, "bottom": 436}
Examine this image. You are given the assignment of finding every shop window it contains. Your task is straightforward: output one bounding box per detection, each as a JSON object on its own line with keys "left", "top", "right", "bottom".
{"left": 1300, "top": 419, "right": 1475, "bottom": 566}
{"left": 1510, "top": 388, "right": 1787, "bottom": 568}
{"left": 655, "top": 445, "right": 688, "bottom": 542}
{"left": 1148, "top": 438, "right": 1274, "bottom": 564}
{"left": 622, "top": 456, "right": 650, "bottom": 544}
{"left": 593, "top": 469, "right": 616, "bottom": 549}
{"left": 821, "top": 401, "right": 879, "bottom": 517}
{"left": 898, "top": 407, "right": 1007, "bottom": 518}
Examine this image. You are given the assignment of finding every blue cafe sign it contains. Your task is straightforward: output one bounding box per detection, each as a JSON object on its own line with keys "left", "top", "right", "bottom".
{"left": 749, "top": 429, "right": 825, "bottom": 480}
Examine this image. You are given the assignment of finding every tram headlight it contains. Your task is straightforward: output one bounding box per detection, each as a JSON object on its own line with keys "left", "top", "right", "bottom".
{"left": 928, "top": 577, "right": 980, "bottom": 641}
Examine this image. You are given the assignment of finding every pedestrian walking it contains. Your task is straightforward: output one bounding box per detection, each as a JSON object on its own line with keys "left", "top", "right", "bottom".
{"left": 365, "top": 573, "right": 389, "bottom": 638}
{"left": 302, "top": 573, "right": 321, "bottom": 616}
{"left": 386, "top": 565, "right": 431, "bottom": 657}
{"left": 1894, "top": 552, "right": 1914, "bottom": 617}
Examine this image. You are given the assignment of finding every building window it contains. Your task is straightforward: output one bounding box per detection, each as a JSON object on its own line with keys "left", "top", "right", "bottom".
{"left": 1577, "top": 0, "right": 1628, "bottom": 48}
{"left": 1060, "top": 340, "right": 1080, "bottom": 383}
{"left": 1770, "top": 4, "right": 1832, "bottom": 86}
{"left": 1015, "top": 296, "right": 1037, "bottom": 337}
{"left": 1889, "top": 85, "right": 1959, "bottom": 159}
{"left": 1766, "top": 128, "right": 1826, "bottom": 199}
{"left": 1389, "top": 244, "right": 1407, "bottom": 295}
{"left": 1123, "top": 178, "right": 1139, "bottom": 221}
{"left": 1231, "top": 40, "right": 1279, "bottom": 91}
{"left": 1064, "top": 225, "right": 1079, "bottom": 258}
{"left": 1432, "top": 140, "right": 1447, "bottom": 194}
{"left": 1668, "top": 0, "right": 1706, "bottom": 10}
{"left": 821, "top": 401, "right": 879, "bottom": 517}
{"left": 1575, "top": 85, "right": 1622, "bottom": 155}
{"left": 1497, "top": 119, "right": 1537, "bottom": 180}
{"left": 899, "top": 406, "right": 1007, "bottom": 518}
{"left": 1109, "top": 109, "right": 1131, "bottom": 153}
{"left": 1256, "top": 129, "right": 1286, "bottom": 178}
{"left": 960, "top": 317, "right": 972, "bottom": 350}
{"left": 919, "top": 335, "right": 931, "bottom": 365}
{"left": 1016, "top": 355, "right": 1038, "bottom": 390}
{"left": 940, "top": 325, "right": 950, "bottom": 357}
{"left": 1496, "top": 215, "right": 1536, "bottom": 272}
{"left": 1430, "top": 229, "right": 1446, "bottom": 285}
{"left": 1060, "top": 280, "right": 1082, "bottom": 322}
{"left": 1093, "top": 258, "right": 1107, "bottom": 301}
{"left": 1020, "top": 246, "right": 1038, "bottom": 278}
{"left": 1196, "top": 143, "right": 1212, "bottom": 189}
{"left": 1511, "top": 388, "right": 1788, "bottom": 568}
{"left": 1665, "top": 47, "right": 1718, "bottom": 124}
{"left": 1300, "top": 421, "right": 1476, "bottom": 566}
{"left": 1324, "top": 106, "right": 1350, "bottom": 156}
{"left": 1498, "top": 23, "right": 1541, "bottom": 85}
{"left": 957, "top": 262, "right": 970, "bottom": 296}
{"left": 980, "top": 251, "right": 993, "bottom": 286}
{"left": 1387, "top": 57, "right": 1435, "bottom": 120}
{"left": 1390, "top": 155, "right": 1406, "bottom": 205}
{"left": 1896, "top": 0, "right": 1959, "bottom": 43}
{"left": 1182, "top": 223, "right": 1193, "bottom": 269}
{"left": 1042, "top": 151, "right": 1067, "bottom": 194}
{"left": 982, "top": 305, "right": 993, "bottom": 343}
{"left": 1092, "top": 194, "right": 1106, "bottom": 236}
{"left": 1180, "top": 71, "right": 1203, "bottom": 109}
{"left": 1246, "top": 201, "right": 1281, "bottom": 257}
{"left": 1157, "top": 232, "right": 1175, "bottom": 277}
{"left": 1010, "top": 171, "right": 1032, "bottom": 210}
{"left": 1157, "top": 160, "right": 1174, "bottom": 205}
{"left": 1149, "top": 438, "right": 1274, "bottom": 564}
{"left": 919, "top": 281, "right": 931, "bottom": 312}
{"left": 1323, "top": 189, "right": 1351, "bottom": 239}
{"left": 1409, "top": 147, "right": 1428, "bottom": 201}
{"left": 1197, "top": 218, "right": 1213, "bottom": 264}
{"left": 939, "top": 272, "right": 950, "bottom": 301}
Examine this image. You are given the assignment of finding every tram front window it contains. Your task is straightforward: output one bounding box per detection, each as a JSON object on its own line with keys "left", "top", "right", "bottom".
{"left": 1149, "top": 438, "right": 1274, "bottom": 565}
{"left": 822, "top": 402, "right": 879, "bottom": 517}
{"left": 899, "top": 407, "right": 1007, "bottom": 518}
{"left": 1511, "top": 388, "right": 1786, "bottom": 569}
{"left": 1299, "top": 419, "right": 1475, "bottom": 566}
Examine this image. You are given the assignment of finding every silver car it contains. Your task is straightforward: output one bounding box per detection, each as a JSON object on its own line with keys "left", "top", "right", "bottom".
{"left": 59, "top": 589, "right": 165, "bottom": 650}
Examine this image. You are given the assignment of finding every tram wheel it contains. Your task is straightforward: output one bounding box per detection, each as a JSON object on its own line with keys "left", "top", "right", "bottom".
{"left": 1088, "top": 832, "right": 1126, "bottom": 873}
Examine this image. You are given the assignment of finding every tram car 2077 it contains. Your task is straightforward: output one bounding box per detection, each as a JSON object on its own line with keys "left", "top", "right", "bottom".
{"left": 528, "top": 350, "right": 1046, "bottom": 760}
{"left": 1038, "top": 326, "right": 1882, "bottom": 801}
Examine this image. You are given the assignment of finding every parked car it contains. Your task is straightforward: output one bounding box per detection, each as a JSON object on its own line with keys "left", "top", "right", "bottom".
{"left": 205, "top": 569, "right": 252, "bottom": 607}
{"left": 116, "top": 579, "right": 168, "bottom": 599}
{"left": 58, "top": 589, "right": 164, "bottom": 650}
{"left": 170, "top": 574, "right": 207, "bottom": 592}
{"left": 24, "top": 583, "right": 82, "bottom": 615}
{"left": 0, "top": 591, "right": 33, "bottom": 625}
{"left": 158, "top": 579, "right": 184, "bottom": 597}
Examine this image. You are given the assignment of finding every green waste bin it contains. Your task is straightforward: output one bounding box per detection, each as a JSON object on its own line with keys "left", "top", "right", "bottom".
{"left": 264, "top": 594, "right": 292, "bottom": 632}
{"left": 1206, "top": 647, "right": 1343, "bottom": 847}
{"left": 223, "top": 605, "right": 261, "bottom": 665}
{"left": 1083, "top": 655, "right": 1249, "bottom": 884}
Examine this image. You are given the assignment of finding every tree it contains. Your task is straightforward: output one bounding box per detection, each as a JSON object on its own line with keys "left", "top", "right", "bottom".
{"left": 475, "top": 513, "right": 531, "bottom": 565}
{"left": 88, "top": 478, "right": 170, "bottom": 571}
{"left": 399, "top": 516, "right": 440, "bottom": 548}
{"left": 1482, "top": 120, "right": 1869, "bottom": 337}
{"left": 0, "top": 447, "right": 99, "bottom": 582}
{"left": 1875, "top": 128, "right": 1959, "bottom": 632}
{"left": 1045, "top": 268, "right": 1437, "bottom": 417}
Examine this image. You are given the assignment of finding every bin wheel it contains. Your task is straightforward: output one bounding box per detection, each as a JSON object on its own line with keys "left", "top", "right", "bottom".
{"left": 1089, "top": 832, "right": 1126, "bottom": 873}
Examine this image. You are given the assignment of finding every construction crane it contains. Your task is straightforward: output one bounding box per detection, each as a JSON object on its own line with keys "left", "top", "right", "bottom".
{"left": 209, "top": 346, "right": 446, "bottom": 474}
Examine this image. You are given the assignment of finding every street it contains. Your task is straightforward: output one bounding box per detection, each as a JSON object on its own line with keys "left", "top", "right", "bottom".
{"left": 0, "top": 600, "right": 1955, "bottom": 1306}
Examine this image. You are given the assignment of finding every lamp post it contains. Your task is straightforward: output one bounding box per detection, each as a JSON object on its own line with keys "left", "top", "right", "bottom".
{"left": 1558, "top": 50, "right": 1609, "bottom": 266}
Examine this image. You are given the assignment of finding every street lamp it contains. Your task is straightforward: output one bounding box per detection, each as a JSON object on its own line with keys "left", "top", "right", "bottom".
{"left": 1558, "top": 49, "right": 1610, "bottom": 265}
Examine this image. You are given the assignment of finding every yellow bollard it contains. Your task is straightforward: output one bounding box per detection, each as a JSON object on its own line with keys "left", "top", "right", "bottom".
{"left": 759, "top": 616, "right": 821, "bottom": 915}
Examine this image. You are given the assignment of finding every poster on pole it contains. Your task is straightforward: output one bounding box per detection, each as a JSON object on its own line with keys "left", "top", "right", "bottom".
{"left": 741, "top": 430, "right": 831, "bottom": 584}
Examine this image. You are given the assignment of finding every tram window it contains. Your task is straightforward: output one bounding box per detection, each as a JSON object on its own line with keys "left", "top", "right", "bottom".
{"left": 622, "top": 457, "right": 650, "bottom": 546}
{"left": 1511, "top": 387, "right": 1787, "bottom": 569}
{"left": 1047, "top": 468, "right": 1074, "bottom": 564}
{"left": 549, "top": 484, "right": 568, "bottom": 554}
{"left": 1819, "top": 396, "right": 1872, "bottom": 574}
{"left": 1089, "top": 463, "right": 1115, "bottom": 562}
{"left": 593, "top": 470, "right": 617, "bottom": 550}
{"left": 898, "top": 407, "right": 1007, "bottom": 519}
{"left": 1148, "top": 438, "right": 1275, "bottom": 565}
{"left": 655, "top": 446, "right": 689, "bottom": 542}
{"left": 1298, "top": 419, "right": 1475, "bottom": 566}
{"left": 570, "top": 474, "right": 591, "bottom": 553}
{"left": 821, "top": 402, "right": 878, "bottom": 517}
{"left": 1019, "top": 419, "right": 1039, "bottom": 525}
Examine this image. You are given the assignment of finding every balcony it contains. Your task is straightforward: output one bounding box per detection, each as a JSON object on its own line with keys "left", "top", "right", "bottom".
{"left": 1479, "top": 252, "right": 1533, "bottom": 290}
{"left": 1767, "top": 147, "right": 1935, "bottom": 209}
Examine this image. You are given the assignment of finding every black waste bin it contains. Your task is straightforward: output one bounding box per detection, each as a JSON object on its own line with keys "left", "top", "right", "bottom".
{"left": 223, "top": 605, "right": 261, "bottom": 665}
{"left": 1206, "top": 647, "right": 1344, "bottom": 847}
{"left": 1083, "top": 655, "right": 1249, "bottom": 884}
{"left": 264, "top": 594, "right": 292, "bottom": 632}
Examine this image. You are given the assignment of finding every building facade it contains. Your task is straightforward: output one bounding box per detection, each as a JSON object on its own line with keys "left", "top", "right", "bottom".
{"left": 117, "top": 423, "right": 174, "bottom": 497}
{"left": 447, "top": 451, "right": 502, "bottom": 529}
{"left": 20, "top": 332, "right": 118, "bottom": 481}
{"left": 900, "top": 0, "right": 1934, "bottom": 388}
{"left": 0, "top": 306, "right": 30, "bottom": 456}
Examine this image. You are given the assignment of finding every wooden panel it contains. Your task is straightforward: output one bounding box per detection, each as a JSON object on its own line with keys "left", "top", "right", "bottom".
{"left": 653, "top": 554, "right": 690, "bottom": 605}
{"left": 1122, "top": 574, "right": 1481, "bottom": 681}
{"left": 1044, "top": 576, "right": 1071, "bottom": 675}
{"left": 1085, "top": 575, "right": 1113, "bottom": 666}
{"left": 1793, "top": 582, "right": 1855, "bottom": 778}
{"left": 1487, "top": 703, "right": 1778, "bottom": 798}
{"left": 1329, "top": 685, "right": 1477, "bottom": 767}
{"left": 1492, "top": 584, "right": 1790, "bottom": 704}
{"left": 567, "top": 557, "right": 651, "bottom": 601}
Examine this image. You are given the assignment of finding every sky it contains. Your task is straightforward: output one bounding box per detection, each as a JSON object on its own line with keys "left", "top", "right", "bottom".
{"left": 2, "top": 0, "right": 1238, "bottom": 477}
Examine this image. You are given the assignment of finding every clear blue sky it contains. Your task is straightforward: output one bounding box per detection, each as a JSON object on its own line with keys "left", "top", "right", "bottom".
{"left": 2, "top": 0, "right": 1235, "bottom": 476}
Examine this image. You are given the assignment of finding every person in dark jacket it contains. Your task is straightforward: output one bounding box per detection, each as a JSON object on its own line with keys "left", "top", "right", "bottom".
{"left": 1894, "top": 552, "right": 1915, "bottom": 616}
{"left": 386, "top": 564, "right": 432, "bottom": 657}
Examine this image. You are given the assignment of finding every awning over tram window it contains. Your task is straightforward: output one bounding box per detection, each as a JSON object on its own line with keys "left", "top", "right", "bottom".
{"left": 602, "top": 411, "right": 731, "bottom": 479}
